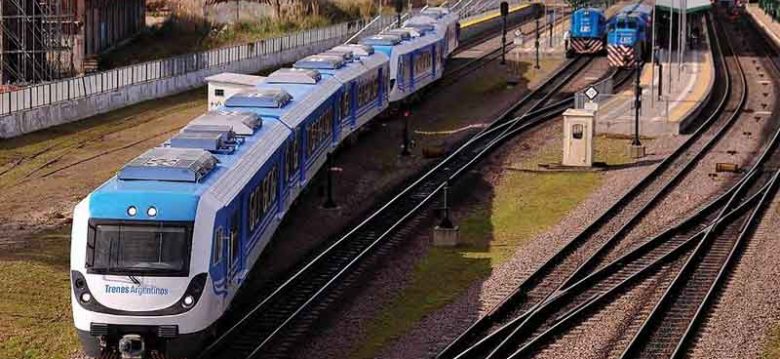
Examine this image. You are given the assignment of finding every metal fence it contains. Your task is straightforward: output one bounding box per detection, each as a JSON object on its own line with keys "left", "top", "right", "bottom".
{"left": 0, "top": 16, "right": 395, "bottom": 116}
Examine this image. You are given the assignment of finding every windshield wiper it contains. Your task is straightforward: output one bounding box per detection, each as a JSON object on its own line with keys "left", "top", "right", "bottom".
{"left": 129, "top": 275, "right": 141, "bottom": 285}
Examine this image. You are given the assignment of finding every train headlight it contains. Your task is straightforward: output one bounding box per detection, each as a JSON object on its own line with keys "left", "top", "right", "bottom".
{"left": 147, "top": 206, "right": 157, "bottom": 217}
{"left": 182, "top": 295, "right": 195, "bottom": 308}
{"left": 127, "top": 206, "right": 137, "bottom": 217}
{"left": 80, "top": 292, "right": 92, "bottom": 303}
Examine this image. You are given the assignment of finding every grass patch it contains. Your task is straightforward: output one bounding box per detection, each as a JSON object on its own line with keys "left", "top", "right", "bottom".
{"left": 350, "top": 135, "right": 634, "bottom": 358}
{"left": 0, "top": 230, "right": 79, "bottom": 359}
{"left": 762, "top": 325, "right": 780, "bottom": 359}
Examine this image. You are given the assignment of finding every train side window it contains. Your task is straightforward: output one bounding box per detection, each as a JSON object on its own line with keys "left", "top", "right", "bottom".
{"left": 212, "top": 227, "right": 224, "bottom": 264}
{"left": 214, "top": 89, "right": 225, "bottom": 97}
{"left": 229, "top": 211, "right": 240, "bottom": 268}
{"left": 572, "top": 124, "right": 584, "bottom": 140}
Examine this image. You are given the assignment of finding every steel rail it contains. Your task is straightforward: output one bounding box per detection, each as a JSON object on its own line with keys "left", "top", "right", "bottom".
{"left": 484, "top": 11, "right": 746, "bottom": 358}
{"left": 196, "top": 54, "right": 593, "bottom": 359}
{"left": 439, "top": 11, "right": 730, "bottom": 358}
{"left": 620, "top": 11, "right": 780, "bottom": 359}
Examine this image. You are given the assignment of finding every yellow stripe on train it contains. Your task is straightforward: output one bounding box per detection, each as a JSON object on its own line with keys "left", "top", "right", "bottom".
{"left": 460, "top": 3, "right": 533, "bottom": 28}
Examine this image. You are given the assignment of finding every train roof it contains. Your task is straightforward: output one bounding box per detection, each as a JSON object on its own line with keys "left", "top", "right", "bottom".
{"left": 574, "top": 7, "right": 605, "bottom": 14}
{"left": 223, "top": 69, "right": 340, "bottom": 129}
{"left": 294, "top": 52, "right": 373, "bottom": 83}
{"left": 89, "top": 115, "right": 290, "bottom": 221}
{"left": 331, "top": 44, "right": 375, "bottom": 57}
{"left": 361, "top": 34, "right": 403, "bottom": 46}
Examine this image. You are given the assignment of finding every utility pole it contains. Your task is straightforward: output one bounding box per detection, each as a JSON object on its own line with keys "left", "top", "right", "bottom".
{"left": 236, "top": 0, "right": 240, "bottom": 24}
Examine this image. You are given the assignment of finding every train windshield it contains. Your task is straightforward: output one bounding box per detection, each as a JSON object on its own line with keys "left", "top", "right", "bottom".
{"left": 86, "top": 221, "right": 193, "bottom": 276}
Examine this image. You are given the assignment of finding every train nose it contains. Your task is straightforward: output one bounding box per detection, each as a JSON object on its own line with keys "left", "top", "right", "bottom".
{"left": 118, "top": 334, "right": 145, "bottom": 359}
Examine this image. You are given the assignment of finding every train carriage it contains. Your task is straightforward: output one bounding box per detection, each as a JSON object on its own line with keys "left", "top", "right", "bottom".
{"left": 362, "top": 26, "right": 444, "bottom": 103}
{"left": 71, "top": 5, "right": 461, "bottom": 358}
{"left": 568, "top": 7, "right": 607, "bottom": 56}
{"left": 419, "top": 7, "right": 460, "bottom": 56}
{"left": 294, "top": 45, "right": 390, "bottom": 140}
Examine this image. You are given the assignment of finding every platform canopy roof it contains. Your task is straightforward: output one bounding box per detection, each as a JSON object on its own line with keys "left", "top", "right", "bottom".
{"left": 654, "top": 0, "right": 711, "bottom": 14}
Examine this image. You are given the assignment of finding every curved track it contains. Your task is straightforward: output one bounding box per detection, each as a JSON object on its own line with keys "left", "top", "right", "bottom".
{"left": 452, "top": 10, "right": 780, "bottom": 359}
{"left": 438, "top": 12, "right": 736, "bottom": 358}
{"left": 195, "top": 55, "right": 593, "bottom": 359}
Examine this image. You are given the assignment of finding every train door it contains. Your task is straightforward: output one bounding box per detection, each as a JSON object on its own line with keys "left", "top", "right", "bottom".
{"left": 226, "top": 206, "right": 242, "bottom": 292}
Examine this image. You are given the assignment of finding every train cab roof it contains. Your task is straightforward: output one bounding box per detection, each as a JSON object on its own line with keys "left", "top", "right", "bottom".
{"left": 403, "top": 17, "right": 437, "bottom": 34}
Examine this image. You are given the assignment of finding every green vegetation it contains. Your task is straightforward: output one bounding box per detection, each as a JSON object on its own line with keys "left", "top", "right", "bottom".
{"left": 762, "top": 325, "right": 780, "bottom": 359}
{"left": 0, "top": 230, "right": 79, "bottom": 359}
{"left": 351, "top": 135, "right": 634, "bottom": 358}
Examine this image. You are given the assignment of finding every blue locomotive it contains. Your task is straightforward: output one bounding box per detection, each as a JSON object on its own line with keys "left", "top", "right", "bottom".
{"left": 606, "top": 3, "right": 653, "bottom": 67}
{"left": 70, "top": 8, "right": 457, "bottom": 359}
{"left": 567, "top": 7, "right": 607, "bottom": 57}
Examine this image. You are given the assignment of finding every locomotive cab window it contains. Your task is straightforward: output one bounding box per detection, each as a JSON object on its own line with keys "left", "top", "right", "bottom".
{"left": 213, "top": 227, "right": 224, "bottom": 264}
{"left": 229, "top": 210, "right": 240, "bottom": 268}
{"left": 85, "top": 220, "right": 193, "bottom": 276}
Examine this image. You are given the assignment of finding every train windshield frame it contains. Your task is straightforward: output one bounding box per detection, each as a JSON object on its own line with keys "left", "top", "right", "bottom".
{"left": 85, "top": 220, "right": 194, "bottom": 277}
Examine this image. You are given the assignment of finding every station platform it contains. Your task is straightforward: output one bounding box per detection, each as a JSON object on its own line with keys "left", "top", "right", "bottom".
{"left": 746, "top": 4, "right": 780, "bottom": 48}
{"left": 593, "top": 16, "right": 714, "bottom": 136}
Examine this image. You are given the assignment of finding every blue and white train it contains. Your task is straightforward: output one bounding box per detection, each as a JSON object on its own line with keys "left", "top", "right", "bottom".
{"left": 606, "top": 3, "right": 653, "bottom": 67}
{"left": 70, "top": 8, "right": 458, "bottom": 359}
{"left": 567, "top": 7, "right": 608, "bottom": 57}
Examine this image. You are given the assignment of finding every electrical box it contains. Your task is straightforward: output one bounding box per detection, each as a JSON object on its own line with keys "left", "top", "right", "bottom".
{"left": 562, "top": 108, "right": 595, "bottom": 167}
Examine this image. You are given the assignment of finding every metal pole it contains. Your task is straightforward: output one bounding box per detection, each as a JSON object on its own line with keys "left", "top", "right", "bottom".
{"left": 323, "top": 153, "right": 337, "bottom": 208}
{"left": 650, "top": 4, "right": 657, "bottom": 107}
{"left": 501, "top": 13, "right": 507, "bottom": 64}
{"left": 535, "top": 16, "right": 541, "bottom": 69}
{"left": 402, "top": 109, "right": 411, "bottom": 156}
{"left": 439, "top": 182, "right": 454, "bottom": 228}
{"left": 658, "top": 55, "right": 663, "bottom": 100}
{"left": 549, "top": 10, "right": 553, "bottom": 47}
{"left": 633, "top": 60, "right": 642, "bottom": 146}
{"left": 667, "top": 0, "right": 673, "bottom": 94}
{"left": 677, "top": 0, "right": 682, "bottom": 78}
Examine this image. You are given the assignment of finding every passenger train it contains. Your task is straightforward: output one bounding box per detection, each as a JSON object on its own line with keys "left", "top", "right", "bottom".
{"left": 606, "top": 3, "right": 653, "bottom": 67}
{"left": 70, "top": 7, "right": 458, "bottom": 358}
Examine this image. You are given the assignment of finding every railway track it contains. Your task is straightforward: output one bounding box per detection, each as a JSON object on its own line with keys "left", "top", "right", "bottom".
{"left": 195, "top": 54, "right": 594, "bottom": 359}
{"left": 446, "top": 10, "right": 780, "bottom": 359}
{"left": 438, "top": 12, "right": 737, "bottom": 358}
